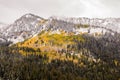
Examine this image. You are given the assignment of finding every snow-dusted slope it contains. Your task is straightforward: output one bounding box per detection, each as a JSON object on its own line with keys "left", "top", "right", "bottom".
{"left": 0, "top": 14, "right": 120, "bottom": 45}
{"left": 1, "top": 13, "right": 47, "bottom": 44}
{"left": 0, "top": 23, "right": 8, "bottom": 32}
{"left": 44, "top": 17, "right": 116, "bottom": 36}
{"left": 50, "top": 16, "right": 120, "bottom": 33}
{"left": 0, "top": 23, "right": 8, "bottom": 44}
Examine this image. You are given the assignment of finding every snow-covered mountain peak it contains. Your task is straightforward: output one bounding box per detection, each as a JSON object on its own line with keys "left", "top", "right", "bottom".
{"left": 21, "top": 13, "right": 43, "bottom": 19}
{"left": 14, "top": 13, "right": 44, "bottom": 25}
{"left": 0, "top": 13, "right": 120, "bottom": 45}
{"left": 1, "top": 14, "right": 46, "bottom": 44}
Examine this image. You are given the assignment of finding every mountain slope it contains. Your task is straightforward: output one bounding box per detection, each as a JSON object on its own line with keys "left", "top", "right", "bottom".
{"left": 1, "top": 13, "right": 47, "bottom": 44}
{"left": 0, "top": 23, "right": 9, "bottom": 45}
{"left": 14, "top": 15, "right": 120, "bottom": 60}
{"left": 51, "top": 16, "right": 120, "bottom": 33}
{"left": 1, "top": 14, "right": 120, "bottom": 80}
{"left": 17, "top": 31, "right": 84, "bottom": 53}
{"left": 0, "top": 13, "right": 120, "bottom": 45}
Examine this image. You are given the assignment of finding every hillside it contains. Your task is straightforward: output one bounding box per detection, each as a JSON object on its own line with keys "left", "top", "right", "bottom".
{"left": 0, "top": 13, "right": 47, "bottom": 44}
{"left": 1, "top": 29, "right": 120, "bottom": 80}
{"left": 0, "top": 13, "right": 120, "bottom": 80}
{"left": 0, "top": 13, "right": 119, "bottom": 44}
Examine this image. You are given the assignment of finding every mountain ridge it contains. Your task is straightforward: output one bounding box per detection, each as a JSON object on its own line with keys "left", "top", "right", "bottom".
{"left": 1, "top": 13, "right": 120, "bottom": 79}
{"left": 0, "top": 13, "right": 120, "bottom": 44}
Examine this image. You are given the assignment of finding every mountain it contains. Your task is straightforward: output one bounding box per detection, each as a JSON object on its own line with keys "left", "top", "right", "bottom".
{"left": 1, "top": 14, "right": 120, "bottom": 80}
{"left": 11, "top": 14, "right": 120, "bottom": 60}
{"left": 0, "top": 13, "right": 48, "bottom": 44}
{"left": 52, "top": 16, "right": 120, "bottom": 33}
{"left": 0, "top": 23, "right": 8, "bottom": 45}
{"left": 44, "top": 16, "right": 115, "bottom": 35}
{"left": 0, "top": 13, "right": 120, "bottom": 45}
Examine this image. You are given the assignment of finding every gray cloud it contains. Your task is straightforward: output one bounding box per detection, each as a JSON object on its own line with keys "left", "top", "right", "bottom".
{"left": 0, "top": 0, "right": 120, "bottom": 23}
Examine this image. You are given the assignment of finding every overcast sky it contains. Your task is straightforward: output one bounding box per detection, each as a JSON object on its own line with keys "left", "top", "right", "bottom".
{"left": 0, "top": 0, "right": 120, "bottom": 24}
